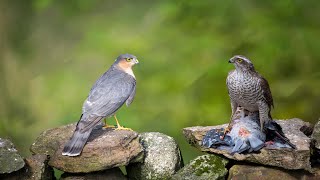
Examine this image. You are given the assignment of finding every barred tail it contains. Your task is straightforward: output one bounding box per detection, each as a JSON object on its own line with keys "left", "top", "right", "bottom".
{"left": 62, "top": 127, "right": 93, "bottom": 156}
{"left": 62, "top": 115, "right": 103, "bottom": 156}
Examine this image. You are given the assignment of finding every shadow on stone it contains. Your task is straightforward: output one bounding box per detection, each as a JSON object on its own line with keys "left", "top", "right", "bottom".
{"left": 60, "top": 167, "right": 127, "bottom": 180}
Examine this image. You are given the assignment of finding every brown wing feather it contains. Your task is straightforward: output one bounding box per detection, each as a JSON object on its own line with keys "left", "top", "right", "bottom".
{"left": 259, "top": 75, "right": 274, "bottom": 109}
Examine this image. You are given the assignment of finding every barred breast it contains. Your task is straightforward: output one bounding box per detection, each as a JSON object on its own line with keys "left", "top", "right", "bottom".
{"left": 227, "top": 70, "right": 265, "bottom": 112}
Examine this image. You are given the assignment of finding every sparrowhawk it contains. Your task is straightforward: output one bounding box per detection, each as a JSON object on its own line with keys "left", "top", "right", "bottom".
{"left": 225, "top": 55, "right": 296, "bottom": 148}
{"left": 62, "top": 54, "right": 139, "bottom": 156}
{"left": 226, "top": 55, "right": 273, "bottom": 132}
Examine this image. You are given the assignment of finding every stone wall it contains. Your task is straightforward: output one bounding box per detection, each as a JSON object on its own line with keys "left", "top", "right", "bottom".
{"left": 1, "top": 118, "right": 320, "bottom": 179}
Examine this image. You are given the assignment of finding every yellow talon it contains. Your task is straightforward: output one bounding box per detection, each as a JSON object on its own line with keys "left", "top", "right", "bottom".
{"left": 102, "top": 118, "right": 115, "bottom": 129}
{"left": 114, "top": 115, "right": 133, "bottom": 131}
{"left": 115, "top": 126, "right": 133, "bottom": 131}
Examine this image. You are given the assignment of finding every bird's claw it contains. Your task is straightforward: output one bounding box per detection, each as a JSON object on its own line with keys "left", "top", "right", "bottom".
{"left": 115, "top": 125, "right": 133, "bottom": 131}
{"left": 220, "top": 127, "right": 231, "bottom": 140}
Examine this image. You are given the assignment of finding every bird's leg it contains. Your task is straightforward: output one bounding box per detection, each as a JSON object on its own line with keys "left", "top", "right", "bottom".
{"left": 114, "top": 115, "right": 133, "bottom": 131}
{"left": 258, "top": 102, "right": 270, "bottom": 132}
{"left": 221, "top": 114, "right": 234, "bottom": 140}
{"left": 221, "top": 102, "right": 238, "bottom": 140}
{"left": 102, "top": 118, "right": 115, "bottom": 129}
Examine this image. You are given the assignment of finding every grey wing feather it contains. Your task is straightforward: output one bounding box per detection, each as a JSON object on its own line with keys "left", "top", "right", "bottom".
{"left": 126, "top": 81, "right": 136, "bottom": 106}
{"left": 83, "top": 70, "right": 136, "bottom": 117}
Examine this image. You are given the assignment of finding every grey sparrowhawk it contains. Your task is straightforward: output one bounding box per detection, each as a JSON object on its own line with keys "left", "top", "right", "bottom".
{"left": 62, "top": 54, "right": 139, "bottom": 156}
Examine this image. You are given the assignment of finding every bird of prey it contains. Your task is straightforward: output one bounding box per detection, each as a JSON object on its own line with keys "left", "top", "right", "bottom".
{"left": 226, "top": 55, "right": 273, "bottom": 133}
{"left": 62, "top": 54, "right": 139, "bottom": 156}
{"left": 224, "top": 55, "right": 296, "bottom": 149}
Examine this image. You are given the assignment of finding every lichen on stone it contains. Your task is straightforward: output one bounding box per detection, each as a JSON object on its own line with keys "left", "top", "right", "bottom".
{"left": 172, "top": 154, "right": 228, "bottom": 180}
{"left": 191, "top": 155, "right": 228, "bottom": 177}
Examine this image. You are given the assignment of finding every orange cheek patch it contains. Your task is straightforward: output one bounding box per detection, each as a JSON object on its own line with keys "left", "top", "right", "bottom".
{"left": 116, "top": 59, "right": 135, "bottom": 77}
{"left": 118, "top": 59, "right": 131, "bottom": 70}
{"left": 238, "top": 127, "right": 250, "bottom": 138}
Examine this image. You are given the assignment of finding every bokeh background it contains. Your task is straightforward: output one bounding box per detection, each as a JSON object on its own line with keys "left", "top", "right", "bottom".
{"left": 1, "top": 0, "right": 319, "bottom": 165}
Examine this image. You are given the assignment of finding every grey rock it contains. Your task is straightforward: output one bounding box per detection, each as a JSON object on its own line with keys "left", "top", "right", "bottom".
{"left": 0, "top": 138, "right": 25, "bottom": 174}
{"left": 24, "top": 154, "right": 55, "bottom": 180}
{"left": 228, "top": 164, "right": 320, "bottom": 180}
{"left": 172, "top": 154, "right": 228, "bottom": 180}
{"left": 60, "top": 167, "right": 127, "bottom": 180}
{"left": 312, "top": 119, "right": 320, "bottom": 149}
{"left": 0, "top": 154, "right": 54, "bottom": 180}
{"left": 30, "top": 123, "right": 144, "bottom": 173}
{"left": 127, "top": 132, "right": 183, "bottom": 180}
{"left": 183, "top": 118, "right": 312, "bottom": 171}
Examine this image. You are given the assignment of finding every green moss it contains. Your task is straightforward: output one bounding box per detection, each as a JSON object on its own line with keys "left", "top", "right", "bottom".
{"left": 190, "top": 155, "right": 228, "bottom": 176}
{"left": 173, "top": 154, "right": 228, "bottom": 180}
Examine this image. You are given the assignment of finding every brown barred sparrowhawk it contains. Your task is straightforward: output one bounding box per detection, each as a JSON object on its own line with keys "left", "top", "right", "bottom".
{"left": 224, "top": 55, "right": 296, "bottom": 148}
{"left": 226, "top": 55, "right": 273, "bottom": 132}
{"left": 62, "top": 54, "right": 139, "bottom": 156}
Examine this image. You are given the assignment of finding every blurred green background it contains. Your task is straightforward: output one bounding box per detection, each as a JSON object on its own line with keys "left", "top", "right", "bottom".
{"left": 0, "top": 0, "right": 319, "bottom": 164}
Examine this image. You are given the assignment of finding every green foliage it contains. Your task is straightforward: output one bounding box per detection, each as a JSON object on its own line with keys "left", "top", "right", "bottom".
{"left": 0, "top": 0, "right": 319, "bottom": 164}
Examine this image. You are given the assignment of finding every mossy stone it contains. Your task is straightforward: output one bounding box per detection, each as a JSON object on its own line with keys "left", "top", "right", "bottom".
{"left": 172, "top": 154, "right": 228, "bottom": 180}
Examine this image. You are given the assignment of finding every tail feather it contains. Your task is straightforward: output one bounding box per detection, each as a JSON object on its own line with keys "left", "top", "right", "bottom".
{"left": 273, "top": 131, "right": 297, "bottom": 149}
{"left": 265, "top": 121, "right": 296, "bottom": 149}
{"left": 62, "top": 128, "right": 93, "bottom": 156}
{"left": 62, "top": 115, "right": 103, "bottom": 156}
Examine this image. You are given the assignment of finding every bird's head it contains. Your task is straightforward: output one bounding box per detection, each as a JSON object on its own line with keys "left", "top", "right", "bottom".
{"left": 114, "top": 54, "right": 139, "bottom": 77}
{"left": 229, "top": 55, "right": 255, "bottom": 72}
{"left": 115, "top": 53, "right": 139, "bottom": 67}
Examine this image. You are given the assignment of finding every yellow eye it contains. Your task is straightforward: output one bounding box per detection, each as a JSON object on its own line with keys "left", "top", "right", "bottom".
{"left": 126, "top": 58, "right": 132, "bottom": 62}
{"left": 237, "top": 58, "right": 243, "bottom": 63}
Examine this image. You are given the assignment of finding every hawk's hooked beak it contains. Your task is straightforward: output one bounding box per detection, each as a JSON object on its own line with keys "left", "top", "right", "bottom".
{"left": 134, "top": 59, "right": 139, "bottom": 64}
{"left": 228, "top": 59, "right": 233, "bottom": 63}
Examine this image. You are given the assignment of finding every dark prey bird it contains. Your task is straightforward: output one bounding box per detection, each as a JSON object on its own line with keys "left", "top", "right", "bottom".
{"left": 203, "top": 108, "right": 266, "bottom": 154}
{"left": 224, "top": 55, "right": 296, "bottom": 149}
{"left": 62, "top": 54, "right": 139, "bottom": 156}
{"left": 203, "top": 108, "right": 294, "bottom": 154}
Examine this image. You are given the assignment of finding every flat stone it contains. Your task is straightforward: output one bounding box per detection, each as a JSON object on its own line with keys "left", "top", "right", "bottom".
{"left": 0, "top": 138, "right": 25, "bottom": 174}
{"left": 0, "top": 154, "right": 54, "bottom": 180}
{"left": 172, "top": 154, "right": 228, "bottom": 180}
{"left": 312, "top": 119, "right": 320, "bottom": 149}
{"left": 126, "top": 132, "right": 183, "bottom": 180}
{"left": 228, "top": 164, "right": 320, "bottom": 180}
{"left": 183, "top": 118, "right": 312, "bottom": 171}
{"left": 60, "top": 167, "right": 127, "bottom": 180}
{"left": 30, "top": 123, "right": 144, "bottom": 173}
